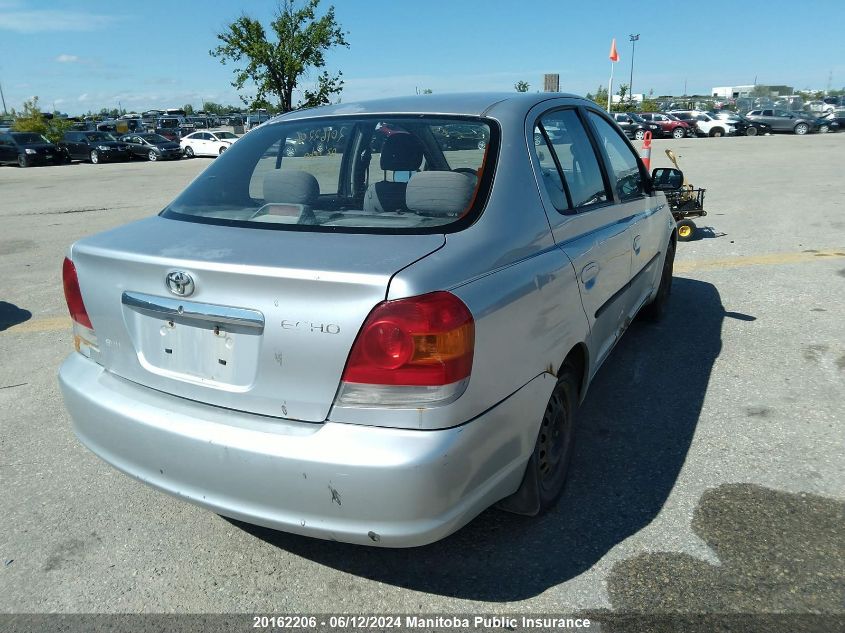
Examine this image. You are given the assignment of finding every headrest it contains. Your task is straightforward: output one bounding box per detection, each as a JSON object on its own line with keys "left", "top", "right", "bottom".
{"left": 380, "top": 134, "right": 423, "bottom": 171}
{"left": 263, "top": 170, "right": 319, "bottom": 205}
{"left": 405, "top": 171, "right": 476, "bottom": 217}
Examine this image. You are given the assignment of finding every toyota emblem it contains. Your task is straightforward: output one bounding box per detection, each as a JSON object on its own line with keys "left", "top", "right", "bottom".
{"left": 166, "top": 271, "right": 195, "bottom": 297}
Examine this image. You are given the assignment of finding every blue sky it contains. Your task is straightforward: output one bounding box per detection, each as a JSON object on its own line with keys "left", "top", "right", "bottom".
{"left": 1, "top": 0, "right": 842, "bottom": 114}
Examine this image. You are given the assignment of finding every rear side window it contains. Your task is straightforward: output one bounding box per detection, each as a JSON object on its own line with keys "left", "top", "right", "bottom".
{"left": 587, "top": 112, "right": 646, "bottom": 202}
{"left": 533, "top": 109, "right": 608, "bottom": 211}
{"left": 163, "top": 115, "right": 496, "bottom": 234}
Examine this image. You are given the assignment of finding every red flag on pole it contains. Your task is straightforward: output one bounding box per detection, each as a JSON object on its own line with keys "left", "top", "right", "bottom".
{"left": 609, "top": 38, "right": 619, "bottom": 62}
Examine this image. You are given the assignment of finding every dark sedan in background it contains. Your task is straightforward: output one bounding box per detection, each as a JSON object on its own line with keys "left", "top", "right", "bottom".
{"left": 119, "top": 133, "right": 182, "bottom": 161}
{"left": 611, "top": 112, "right": 661, "bottom": 140}
{"left": 60, "top": 131, "right": 130, "bottom": 163}
{"left": 0, "top": 131, "right": 67, "bottom": 167}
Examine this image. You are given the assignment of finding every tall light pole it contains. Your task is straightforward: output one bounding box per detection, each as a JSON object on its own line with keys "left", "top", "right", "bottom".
{"left": 629, "top": 34, "right": 640, "bottom": 104}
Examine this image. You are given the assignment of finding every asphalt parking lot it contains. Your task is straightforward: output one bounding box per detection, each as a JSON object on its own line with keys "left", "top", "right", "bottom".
{"left": 1, "top": 135, "right": 843, "bottom": 621}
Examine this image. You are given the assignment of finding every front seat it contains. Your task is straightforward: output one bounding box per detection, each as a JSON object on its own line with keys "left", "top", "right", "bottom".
{"left": 363, "top": 134, "right": 423, "bottom": 213}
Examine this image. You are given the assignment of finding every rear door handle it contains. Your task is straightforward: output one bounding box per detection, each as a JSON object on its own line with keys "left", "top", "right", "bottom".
{"left": 633, "top": 234, "right": 642, "bottom": 254}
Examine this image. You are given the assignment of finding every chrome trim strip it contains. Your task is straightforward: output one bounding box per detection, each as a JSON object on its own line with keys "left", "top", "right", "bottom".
{"left": 122, "top": 291, "right": 265, "bottom": 330}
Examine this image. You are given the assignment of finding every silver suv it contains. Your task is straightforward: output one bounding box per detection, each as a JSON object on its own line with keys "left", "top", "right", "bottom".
{"left": 60, "top": 93, "right": 679, "bottom": 547}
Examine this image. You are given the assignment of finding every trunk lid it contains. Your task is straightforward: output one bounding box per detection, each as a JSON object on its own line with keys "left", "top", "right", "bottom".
{"left": 72, "top": 216, "right": 444, "bottom": 422}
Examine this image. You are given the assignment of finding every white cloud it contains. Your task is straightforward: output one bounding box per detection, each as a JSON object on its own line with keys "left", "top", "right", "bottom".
{"left": 77, "top": 93, "right": 89, "bottom": 102}
{"left": 56, "top": 54, "right": 79, "bottom": 63}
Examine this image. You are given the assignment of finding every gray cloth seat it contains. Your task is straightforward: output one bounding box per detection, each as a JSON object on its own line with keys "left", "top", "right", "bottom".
{"left": 363, "top": 134, "right": 423, "bottom": 213}
{"left": 405, "top": 171, "right": 476, "bottom": 217}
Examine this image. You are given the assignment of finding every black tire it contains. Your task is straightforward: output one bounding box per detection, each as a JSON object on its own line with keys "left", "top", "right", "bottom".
{"left": 745, "top": 126, "right": 758, "bottom": 136}
{"left": 283, "top": 144, "right": 297, "bottom": 157}
{"left": 184, "top": 146, "right": 194, "bottom": 158}
{"left": 533, "top": 363, "right": 578, "bottom": 511}
{"left": 677, "top": 219, "right": 696, "bottom": 241}
{"left": 672, "top": 127, "right": 685, "bottom": 139}
{"left": 148, "top": 150, "right": 158, "bottom": 161}
{"left": 709, "top": 127, "right": 725, "bottom": 137}
{"left": 219, "top": 146, "right": 227, "bottom": 155}
{"left": 90, "top": 150, "right": 99, "bottom": 164}
{"left": 640, "top": 238, "right": 675, "bottom": 322}
{"left": 634, "top": 130, "right": 646, "bottom": 141}
{"left": 17, "top": 154, "right": 29, "bottom": 168}
{"left": 818, "top": 124, "right": 829, "bottom": 134}
{"left": 794, "top": 123, "right": 809, "bottom": 135}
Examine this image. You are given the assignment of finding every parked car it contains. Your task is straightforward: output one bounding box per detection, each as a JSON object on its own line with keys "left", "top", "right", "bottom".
{"left": 610, "top": 112, "right": 660, "bottom": 140}
{"left": 180, "top": 130, "right": 239, "bottom": 157}
{"left": 668, "top": 111, "right": 734, "bottom": 137}
{"left": 708, "top": 111, "right": 771, "bottom": 136}
{"left": 119, "top": 133, "right": 183, "bottom": 161}
{"left": 59, "top": 92, "right": 680, "bottom": 547}
{"left": 435, "top": 123, "right": 490, "bottom": 149}
{"left": 636, "top": 112, "right": 692, "bottom": 139}
{"left": 59, "top": 131, "right": 130, "bottom": 163}
{"left": 744, "top": 109, "right": 818, "bottom": 135}
{"left": 0, "top": 131, "right": 68, "bottom": 167}
{"left": 818, "top": 110, "right": 845, "bottom": 133}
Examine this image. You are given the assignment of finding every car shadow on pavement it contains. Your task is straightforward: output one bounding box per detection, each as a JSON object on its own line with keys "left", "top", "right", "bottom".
{"left": 0, "top": 302, "right": 32, "bottom": 331}
{"left": 231, "top": 277, "right": 730, "bottom": 601}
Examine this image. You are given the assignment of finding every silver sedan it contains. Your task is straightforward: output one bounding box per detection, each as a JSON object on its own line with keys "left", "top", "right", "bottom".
{"left": 59, "top": 92, "right": 678, "bottom": 547}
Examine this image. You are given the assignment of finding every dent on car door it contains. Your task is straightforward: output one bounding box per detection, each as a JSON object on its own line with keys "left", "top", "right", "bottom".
{"left": 586, "top": 110, "right": 668, "bottom": 320}
{"left": 532, "top": 107, "right": 636, "bottom": 369}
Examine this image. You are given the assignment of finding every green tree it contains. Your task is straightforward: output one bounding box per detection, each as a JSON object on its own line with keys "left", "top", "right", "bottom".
{"left": 211, "top": 0, "right": 349, "bottom": 112}
{"left": 183, "top": 104, "right": 195, "bottom": 115}
{"left": 11, "top": 97, "right": 48, "bottom": 136}
{"left": 750, "top": 84, "right": 770, "bottom": 97}
{"left": 514, "top": 80, "right": 530, "bottom": 92}
{"left": 11, "top": 96, "right": 74, "bottom": 143}
{"left": 588, "top": 85, "right": 609, "bottom": 109}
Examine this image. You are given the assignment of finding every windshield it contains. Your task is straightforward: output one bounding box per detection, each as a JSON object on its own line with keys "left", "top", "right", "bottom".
{"left": 628, "top": 113, "right": 646, "bottom": 123}
{"left": 213, "top": 131, "right": 238, "bottom": 140}
{"left": 86, "top": 132, "right": 116, "bottom": 142}
{"left": 11, "top": 133, "right": 49, "bottom": 144}
{"left": 162, "top": 115, "right": 496, "bottom": 234}
{"left": 141, "top": 134, "right": 169, "bottom": 143}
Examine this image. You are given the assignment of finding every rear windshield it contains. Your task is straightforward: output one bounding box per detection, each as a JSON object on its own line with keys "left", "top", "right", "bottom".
{"left": 162, "top": 115, "right": 496, "bottom": 233}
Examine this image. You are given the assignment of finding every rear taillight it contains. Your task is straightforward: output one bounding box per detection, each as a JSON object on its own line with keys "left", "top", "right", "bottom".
{"left": 337, "top": 291, "right": 474, "bottom": 407}
{"left": 62, "top": 257, "right": 92, "bottom": 328}
{"left": 62, "top": 257, "right": 98, "bottom": 357}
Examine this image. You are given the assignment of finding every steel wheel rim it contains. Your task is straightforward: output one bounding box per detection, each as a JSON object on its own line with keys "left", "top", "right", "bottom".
{"left": 673, "top": 128, "right": 684, "bottom": 139}
{"left": 91, "top": 151, "right": 98, "bottom": 164}
{"left": 635, "top": 131, "right": 645, "bottom": 140}
{"left": 679, "top": 225, "right": 692, "bottom": 238}
{"left": 149, "top": 151, "right": 157, "bottom": 161}
{"left": 538, "top": 390, "right": 570, "bottom": 491}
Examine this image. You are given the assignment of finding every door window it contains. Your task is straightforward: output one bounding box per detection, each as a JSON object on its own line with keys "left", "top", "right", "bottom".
{"left": 587, "top": 111, "right": 646, "bottom": 202}
{"left": 533, "top": 109, "right": 609, "bottom": 211}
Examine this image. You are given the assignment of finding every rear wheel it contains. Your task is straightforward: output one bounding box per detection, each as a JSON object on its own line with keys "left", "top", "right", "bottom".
{"left": 818, "top": 124, "right": 830, "bottom": 134}
{"left": 794, "top": 123, "right": 809, "bottom": 135}
{"left": 17, "top": 154, "right": 29, "bottom": 168}
{"left": 672, "top": 127, "right": 685, "bottom": 139}
{"left": 745, "top": 126, "right": 758, "bottom": 136}
{"left": 499, "top": 362, "right": 578, "bottom": 515}
{"left": 90, "top": 150, "right": 99, "bottom": 164}
{"left": 677, "top": 219, "right": 696, "bottom": 241}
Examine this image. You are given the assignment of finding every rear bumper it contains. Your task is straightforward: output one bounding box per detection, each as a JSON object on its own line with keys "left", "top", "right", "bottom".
{"left": 59, "top": 354, "right": 549, "bottom": 547}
